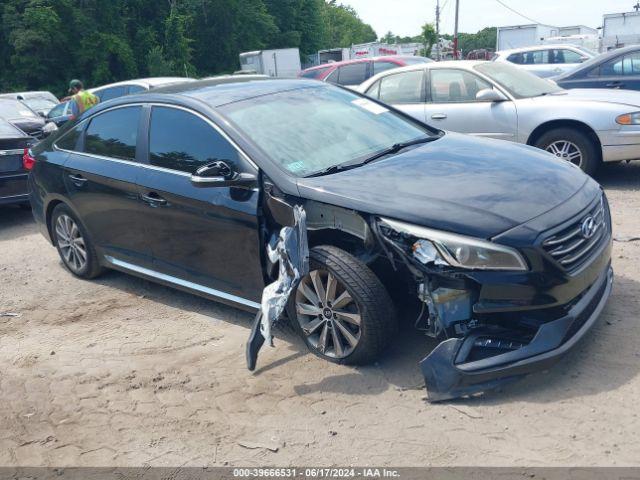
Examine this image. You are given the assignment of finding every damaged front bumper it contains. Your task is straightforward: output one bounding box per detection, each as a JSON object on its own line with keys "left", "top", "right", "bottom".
{"left": 421, "top": 265, "right": 613, "bottom": 402}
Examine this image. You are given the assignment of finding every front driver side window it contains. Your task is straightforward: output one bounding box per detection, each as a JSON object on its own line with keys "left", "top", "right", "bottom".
{"left": 430, "top": 69, "right": 492, "bottom": 103}
{"left": 149, "top": 106, "right": 240, "bottom": 174}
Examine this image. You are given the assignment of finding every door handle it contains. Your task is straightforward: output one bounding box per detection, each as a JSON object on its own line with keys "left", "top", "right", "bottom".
{"left": 606, "top": 82, "right": 623, "bottom": 88}
{"left": 431, "top": 113, "right": 447, "bottom": 120}
{"left": 141, "top": 192, "right": 167, "bottom": 207}
{"left": 68, "top": 174, "right": 87, "bottom": 187}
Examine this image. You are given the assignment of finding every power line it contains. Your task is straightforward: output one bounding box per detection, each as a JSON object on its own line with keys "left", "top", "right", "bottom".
{"left": 494, "top": 0, "right": 545, "bottom": 25}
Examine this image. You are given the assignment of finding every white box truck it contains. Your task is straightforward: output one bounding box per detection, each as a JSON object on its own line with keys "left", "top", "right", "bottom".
{"left": 496, "top": 24, "right": 558, "bottom": 50}
{"left": 603, "top": 11, "right": 640, "bottom": 51}
{"left": 239, "top": 48, "right": 301, "bottom": 77}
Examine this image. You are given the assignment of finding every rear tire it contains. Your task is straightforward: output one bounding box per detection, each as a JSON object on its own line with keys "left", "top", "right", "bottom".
{"left": 535, "top": 128, "right": 600, "bottom": 176}
{"left": 51, "top": 204, "right": 103, "bottom": 279}
{"left": 288, "top": 245, "right": 397, "bottom": 365}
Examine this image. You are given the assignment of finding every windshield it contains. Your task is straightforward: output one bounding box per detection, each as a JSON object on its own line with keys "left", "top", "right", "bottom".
{"left": 221, "top": 85, "right": 433, "bottom": 177}
{"left": 474, "top": 62, "right": 562, "bottom": 98}
{"left": 0, "top": 99, "right": 39, "bottom": 119}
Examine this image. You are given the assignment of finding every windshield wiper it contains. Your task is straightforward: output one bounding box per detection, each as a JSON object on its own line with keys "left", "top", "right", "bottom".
{"left": 305, "top": 135, "right": 439, "bottom": 178}
{"left": 359, "top": 135, "right": 439, "bottom": 166}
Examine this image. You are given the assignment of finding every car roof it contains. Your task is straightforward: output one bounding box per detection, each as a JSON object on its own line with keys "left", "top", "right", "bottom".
{"left": 149, "top": 77, "right": 319, "bottom": 107}
{"left": 0, "top": 91, "right": 57, "bottom": 100}
{"left": 90, "top": 77, "right": 196, "bottom": 91}
{"left": 302, "top": 55, "right": 424, "bottom": 72}
{"left": 374, "top": 60, "right": 486, "bottom": 73}
{"left": 497, "top": 44, "right": 588, "bottom": 55}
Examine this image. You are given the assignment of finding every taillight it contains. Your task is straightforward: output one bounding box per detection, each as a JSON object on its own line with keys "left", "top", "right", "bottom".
{"left": 23, "top": 148, "right": 36, "bottom": 171}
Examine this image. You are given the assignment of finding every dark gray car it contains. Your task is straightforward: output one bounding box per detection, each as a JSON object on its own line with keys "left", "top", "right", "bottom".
{"left": 555, "top": 45, "right": 640, "bottom": 91}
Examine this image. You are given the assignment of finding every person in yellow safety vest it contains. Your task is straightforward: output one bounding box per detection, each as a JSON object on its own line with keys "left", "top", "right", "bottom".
{"left": 68, "top": 79, "right": 99, "bottom": 119}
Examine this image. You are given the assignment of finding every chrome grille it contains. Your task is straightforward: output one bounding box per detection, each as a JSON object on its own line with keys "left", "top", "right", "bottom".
{"left": 542, "top": 196, "right": 609, "bottom": 271}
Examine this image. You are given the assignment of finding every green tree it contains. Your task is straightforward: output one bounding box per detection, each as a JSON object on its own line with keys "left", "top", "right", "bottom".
{"left": 4, "top": 2, "right": 68, "bottom": 91}
{"left": 321, "top": 1, "right": 377, "bottom": 48}
{"left": 421, "top": 23, "right": 437, "bottom": 57}
{"left": 164, "top": 8, "right": 196, "bottom": 77}
{"left": 147, "top": 46, "right": 174, "bottom": 77}
{"left": 457, "top": 27, "right": 497, "bottom": 56}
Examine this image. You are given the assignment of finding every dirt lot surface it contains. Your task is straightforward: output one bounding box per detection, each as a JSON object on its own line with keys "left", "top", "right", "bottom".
{"left": 1, "top": 163, "right": 639, "bottom": 467}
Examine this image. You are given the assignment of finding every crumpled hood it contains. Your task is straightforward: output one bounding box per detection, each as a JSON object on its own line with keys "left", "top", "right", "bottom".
{"left": 296, "top": 133, "right": 592, "bottom": 239}
{"left": 542, "top": 88, "right": 640, "bottom": 108}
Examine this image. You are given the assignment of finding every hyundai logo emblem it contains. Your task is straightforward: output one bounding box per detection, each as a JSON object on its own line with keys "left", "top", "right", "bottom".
{"left": 581, "top": 216, "right": 597, "bottom": 239}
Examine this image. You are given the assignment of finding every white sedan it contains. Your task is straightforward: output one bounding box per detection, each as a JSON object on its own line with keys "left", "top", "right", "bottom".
{"left": 493, "top": 44, "right": 596, "bottom": 78}
{"left": 358, "top": 60, "right": 640, "bottom": 174}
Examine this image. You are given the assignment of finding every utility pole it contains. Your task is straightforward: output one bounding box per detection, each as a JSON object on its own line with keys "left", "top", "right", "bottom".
{"left": 453, "top": 0, "right": 460, "bottom": 60}
{"left": 435, "top": 0, "right": 441, "bottom": 61}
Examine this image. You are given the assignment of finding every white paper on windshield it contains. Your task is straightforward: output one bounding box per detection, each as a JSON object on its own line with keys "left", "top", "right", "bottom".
{"left": 351, "top": 98, "right": 388, "bottom": 115}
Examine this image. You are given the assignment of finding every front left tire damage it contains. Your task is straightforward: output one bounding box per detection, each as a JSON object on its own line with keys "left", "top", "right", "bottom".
{"left": 289, "top": 245, "right": 397, "bottom": 365}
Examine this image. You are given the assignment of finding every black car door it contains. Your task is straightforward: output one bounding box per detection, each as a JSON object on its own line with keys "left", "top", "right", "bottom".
{"left": 136, "top": 104, "right": 264, "bottom": 305}
{"left": 61, "top": 105, "right": 153, "bottom": 267}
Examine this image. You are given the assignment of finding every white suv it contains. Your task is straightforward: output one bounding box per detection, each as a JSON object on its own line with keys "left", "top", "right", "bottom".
{"left": 493, "top": 45, "right": 596, "bottom": 78}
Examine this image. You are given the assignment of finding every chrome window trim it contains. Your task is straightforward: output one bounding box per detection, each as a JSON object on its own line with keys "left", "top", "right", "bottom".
{"left": 53, "top": 102, "right": 259, "bottom": 173}
{"left": 104, "top": 255, "right": 261, "bottom": 310}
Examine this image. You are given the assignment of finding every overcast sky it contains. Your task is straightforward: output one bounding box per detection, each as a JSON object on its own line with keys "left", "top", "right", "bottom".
{"left": 341, "top": 0, "right": 638, "bottom": 37}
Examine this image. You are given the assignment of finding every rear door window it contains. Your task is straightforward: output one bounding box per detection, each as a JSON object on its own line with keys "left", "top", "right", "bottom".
{"left": 336, "top": 63, "right": 369, "bottom": 85}
{"left": 56, "top": 123, "right": 84, "bottom": 151}
{"left": 83, "top": 106, "right": 141, "bottom": 160}
{"left": 598, "top": 53, "right": 640, "bottom": 76}
{"left": 148, "top": 106, "right": 240, "bottom": 174}
{"left": 553, "top": 49, "right": 583, "bottom": 64}
{"left": 522, "top": 50, "right": 549, "bottom": 65}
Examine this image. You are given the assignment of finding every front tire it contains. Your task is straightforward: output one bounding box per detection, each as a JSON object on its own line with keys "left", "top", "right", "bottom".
{"left": 535, "top": 128, "right": 600, "bottom": 175}
{"left": 289, "top": 245, "right": 397, "bottom": 365}
{"left": 51, "top": 204, "right": 103, "bottom": 279}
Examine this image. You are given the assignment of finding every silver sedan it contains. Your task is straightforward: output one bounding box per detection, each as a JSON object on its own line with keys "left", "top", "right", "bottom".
{"left": 358, "top": 60, "right": 640, "bottom": 174}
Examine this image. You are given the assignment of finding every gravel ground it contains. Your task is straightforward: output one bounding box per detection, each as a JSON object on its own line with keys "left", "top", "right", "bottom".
{"left": 0, "top": 162, "right": 639, "bottom": 467}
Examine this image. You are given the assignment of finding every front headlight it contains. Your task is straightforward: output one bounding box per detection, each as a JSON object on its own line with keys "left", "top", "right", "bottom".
{"left": 616, "top": 112, "right": 640, "bottom": 125}
{"left": 380, "top": 218, "right": 528, "bottom": 271}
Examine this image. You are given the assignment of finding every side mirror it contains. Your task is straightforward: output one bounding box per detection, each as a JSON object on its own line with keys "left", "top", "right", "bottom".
{"left": 190, "top": 160, "right": 257, "bottom": 188}
{"left": 476, "top": 88, "right": 508, "bottom": 102}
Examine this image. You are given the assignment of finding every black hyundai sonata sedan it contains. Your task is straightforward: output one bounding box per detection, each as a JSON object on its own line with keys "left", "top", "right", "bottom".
{"left": 28, "top": 77, "right": 613, "bottom": 400}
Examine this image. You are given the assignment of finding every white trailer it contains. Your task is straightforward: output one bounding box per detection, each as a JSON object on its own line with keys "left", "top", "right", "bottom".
{"left": 238, "top": 48, "right": 301, "bottom": 78}
{"left": 603, "top": 11, "right": 640, "bottom": 51}
{"left": 348, "top": 42, "right": 422, "bottom": 59}
{"left": 496, "top": 24, "right": 558, "bottom": 50}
